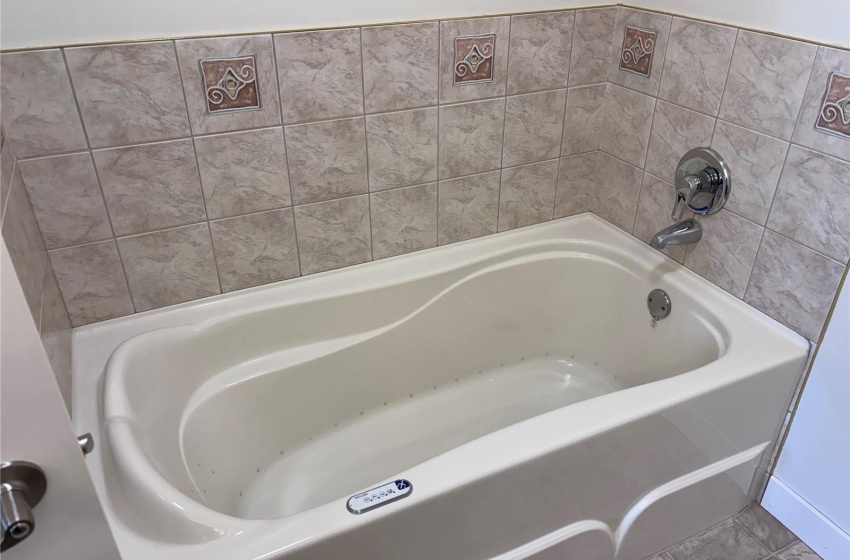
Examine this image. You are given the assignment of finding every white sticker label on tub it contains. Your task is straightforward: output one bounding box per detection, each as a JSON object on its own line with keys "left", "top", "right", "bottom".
{"left": 347, "top": 479, "right": 412, "bottom": 514}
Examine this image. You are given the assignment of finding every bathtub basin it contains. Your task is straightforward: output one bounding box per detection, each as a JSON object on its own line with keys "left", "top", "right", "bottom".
{"left": 74, "top": 213, "right": 808, "bottom": 560}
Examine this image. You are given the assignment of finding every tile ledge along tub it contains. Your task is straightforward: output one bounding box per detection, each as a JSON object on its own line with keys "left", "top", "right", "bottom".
{"left": 73, "top": 213, "right": 808, "bottom": 560}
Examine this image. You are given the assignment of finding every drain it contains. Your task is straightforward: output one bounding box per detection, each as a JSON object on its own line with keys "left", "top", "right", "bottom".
{"left": 647, "top": 289, "right": 672, "bottom": 321}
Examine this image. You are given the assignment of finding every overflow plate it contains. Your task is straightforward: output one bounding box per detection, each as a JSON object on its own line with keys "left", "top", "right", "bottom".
{"left": 647, "top": 289, "right": 672, "bottom": 321}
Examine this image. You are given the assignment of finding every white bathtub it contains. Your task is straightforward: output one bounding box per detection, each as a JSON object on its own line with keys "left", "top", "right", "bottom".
{"left": 74, "top": 214, "right": 808, "bottom": 560}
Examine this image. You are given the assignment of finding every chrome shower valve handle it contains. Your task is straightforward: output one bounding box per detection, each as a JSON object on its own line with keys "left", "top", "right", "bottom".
{"left": 671, "top": 147, "right": 731, "bottom": 220}
{"left": 671, "top": 175, "right": 701, "bottom": 221}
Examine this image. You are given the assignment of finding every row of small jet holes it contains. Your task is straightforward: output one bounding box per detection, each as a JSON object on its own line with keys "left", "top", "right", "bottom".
{"left": 191, "top": 353, "right": 602, "bottom": 498}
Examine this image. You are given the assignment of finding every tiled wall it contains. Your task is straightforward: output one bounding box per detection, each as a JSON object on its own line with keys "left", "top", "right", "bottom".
{"left": 569, "top": 7, "right": 850, "bottom": 342}
{"left": 0, "top": 125, "right": 73, "bottom": 411}
{"left": 0, "top": 5, "right": 847, "bottom": 346}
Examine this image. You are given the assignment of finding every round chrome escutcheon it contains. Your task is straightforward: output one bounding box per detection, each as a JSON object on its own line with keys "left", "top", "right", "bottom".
{"left": 647, "top": 289, "right": 671, "bottom": 321}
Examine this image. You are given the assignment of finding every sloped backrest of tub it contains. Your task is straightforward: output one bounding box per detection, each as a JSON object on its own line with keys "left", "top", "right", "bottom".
{"left": 104, "top": 272, "right": 469, "bottom": 501}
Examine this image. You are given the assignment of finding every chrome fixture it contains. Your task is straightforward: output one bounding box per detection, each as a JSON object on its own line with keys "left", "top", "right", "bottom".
{"left": 650, "top": 219, "right": 703, "bottom": 249}
{"left": 651, "top": 147, "right": 731, "bottom": 250}
{"left": 77, "top": 433, "right": 95, "bottom": 456}
{"left": 647, "top": 289, "right": 672, "bottom": 321}
{"left": 1, "top": 461, "right": 47, "bottom": 551}
{"left": 671, "top": 147, "right": 731, "bottom": 221}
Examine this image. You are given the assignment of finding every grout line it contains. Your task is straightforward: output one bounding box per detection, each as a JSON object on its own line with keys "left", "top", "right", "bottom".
{"left": 715, "top": 27, "right": 739, "bottom": 121}
{"left": 43, "top": 174, "right": 467, "bottom": 258}
{"left": 788, "top": 46, "right": 821, "bottom": 144}
{"left": 494, "top": 17, "right": 512, "bottom": 233}
{"left": 15, "top": 109, "right": 846, "bottom": 170}
{"left": 553, "top": 20, "right": 574, "bottom": 224}
{"left": 732, "top": 516, "right": 776, "bottom": 556}
{"left": 741, "top": 137, "right": 793, "bottom": 302}
{"left": 495, "top": 99, "right": 507, "bottom": 232}
{"left": 61, "top": 48, "right": 140, "bottom": 313}
{"left": 0, "top": 150, "right": 15, "bottom": 226}
{"left": 357, "top": 28, "right": 375, "bottom": 263}
{"left": 172, "top": 39, "right": 196, "bottom": 137}
{"left": 60, "top": 48, "right": 93, "bottom": 151}
{"left": 199, "top": 221, "right": 224, "bottom": 295}
{"left": 630, "top": 167, "right": 645, "bottom": 235}
{"left": 436, "top": 22, "right": 443, "bottom": 247}
{"left": 188, "top": 136, "right": 224, "bottom": 295}
{"left": 272, "top": 35, "right": 303, "bottom": 278}
{"left": 111, "top": 238, "right": 138, "bottom": 313}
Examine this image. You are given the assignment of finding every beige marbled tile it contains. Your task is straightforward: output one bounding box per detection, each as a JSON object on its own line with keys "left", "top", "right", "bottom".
{"left": 593, "top": 152, "right": 642, "bottom": 233}
{"left": 502, "top": 89, "right": 567, "bottom": 167}
{"left": 366, "top": 108, "right": 438, "bottom": 191}
{"left": 600, "top": 83, "right": 656, "bottom": 168}
{"left": 745, "top": 230, "right": 844, "bottom": 340}
{"left": 2, "top": 168, "right": 47, "bottom": 323}
{"left": 118, "top": 223, "right": 220, "bottom": 311}
{"left": 569, "top": 8, "right": 617, "bottom": 87}
{"left": 792, "top": 46, "right": 850, "bottom": 162}
{"left": 718, "top": 31, "right": 817, "bottom": 140}
{"left": 666, "top": 519, "right": 769, "bottom": 560}
{"left": 285, "top": 117, "right": 368, "bottom": 205}
{"left": 439, "top": 17, "right": 510, "bottom": 104}
{"left": 194, "top": 127, "right": 291, "bottom": 219}
{"left": 40, "top": 257, "right": 73, "bottom": 411}
{"left": 65, "top": 42, "right": 190, "bottom": 148}
{"left": 555, "top": 152, "right": 597, "bottom": 219}
{"left": 438, "top": 171, "right": 500, "bottom": 245}
{"left": 174, "top": 34, "right": 281, "bottom": 135}
{"left": 632, "top": 173, "right": 689, "bottom": 263}
{"left": 608, "top": 8, "right": 673, "bottom": 96}
{"left": 48, "top": 240, "right": 134, "bottom": 326}
{"left": 710, "top": 120, "right": 789, "bottom": 225}
{"left": 0, "top": 143, "right": 13, "bottom": 223}
{"left": 370, "top": 183, "right": 438, "bottom": 259}
{"left": 439, "top": 98, "right": 505, "bottom": 179}
{"left": 274, "top": 29, "right": 364, "bottom": 124}
{"left": 18, "top": 153, "right": 112, "bottom": 249}
{"left": 767, "top": 145, "right": 850, "bottom": 262}
{"left": 0, "top": 50, "right": 88, "bottom": 158}
{"left": 294, "top": 195, "right": 371, "bottom": 275}
{"left": 776, "top": 542, "right": 823, "bottom": 560}
{"left": 507, "top": 11, "right": 575, "bottom": 95}
{"left": 93, "top": 139, "right": 206, "bottom": 236}
{"left": 684, "top": 210, "right": 763, "bottom": 298}
{"left": 658, "top": 18, "right": 737, "bottom": 116}
{"left": 736, "top": 503, "right": 798, "bottom": 553}
{"left": 562, "top": 84, "right": 606, "bottom": 156}
{"left": 644, "top": 100, "right": 715, "bottom": 183}
{"left": 361, "top": 23, "right": 439, "bottom": 113}
{"left": 498, "top": 160, "right": 558, "bottom": 231}
{"left": 209, "top": 209, "right": 300, "bottom": 292}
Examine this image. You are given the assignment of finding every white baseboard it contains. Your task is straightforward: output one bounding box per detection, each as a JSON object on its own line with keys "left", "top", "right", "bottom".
{"left": 762, "top": 477, "right": 850, "bottom": 560}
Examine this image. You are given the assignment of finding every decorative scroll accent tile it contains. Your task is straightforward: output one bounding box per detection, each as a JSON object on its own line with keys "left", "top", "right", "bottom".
{"left": 454, "top": 34, "right": 495, "bottom": 85}
{"left": 815, "top": 71, "right": 850, "bottom": 139}
{"left": 200, "top": 56, "right": 260, "bottom": 114}
{"left": 619, "top": 26, "right": 657, "bottom": 77}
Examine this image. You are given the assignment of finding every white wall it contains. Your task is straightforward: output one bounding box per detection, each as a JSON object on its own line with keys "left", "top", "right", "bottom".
{"left": 0, "top": 0, "right": 579, "bottom": 50}
{"left": 634, "top": 0, "right": 850, "bottom": 48}
{"left": 2, "top": 0, "right": 849, "bottom": 50}
{"left": 764, "top": 276, "right": 850, "bottom": 560}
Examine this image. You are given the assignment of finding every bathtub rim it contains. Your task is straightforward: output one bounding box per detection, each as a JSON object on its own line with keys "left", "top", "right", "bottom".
{"left": 72, "top": 213, "right": 810, "bottom": 560}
